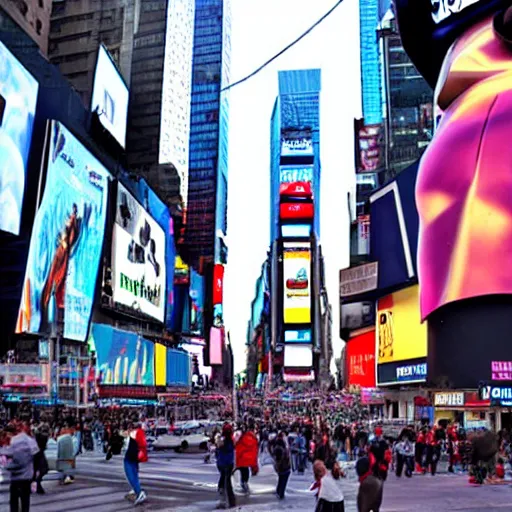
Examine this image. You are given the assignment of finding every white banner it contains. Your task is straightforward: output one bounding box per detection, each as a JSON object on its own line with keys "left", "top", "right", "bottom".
{"left": 112, "top": 183, "right": 166, "bottom": 321}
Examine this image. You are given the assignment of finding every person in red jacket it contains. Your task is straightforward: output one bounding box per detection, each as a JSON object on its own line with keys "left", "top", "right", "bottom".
{"left": 235, "top": 422, "right": 259, "bottom": 493}
{"left": 124, "top": 421, "right": 148, "bottom": 506}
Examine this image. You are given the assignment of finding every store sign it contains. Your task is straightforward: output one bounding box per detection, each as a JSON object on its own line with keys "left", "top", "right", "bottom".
{"left": 491, "top": 361, "right": 512, "bottom": 381}
{"left": 112, "top": 183, "right": 166, "bottom": 322}
{"left": 396, "top": 362, "right": 427, "bottom": 382}
{"left": 279, "top": 166, "right": 313, "bottom": 184}
{"left": 434, "top": 392, "right": 464, "bottom": 407}
{"left": 339, "top": 262, "right": 378, "bottom": 298}
{"left": 490, "top": 386, "right": 512, "bottom": 406}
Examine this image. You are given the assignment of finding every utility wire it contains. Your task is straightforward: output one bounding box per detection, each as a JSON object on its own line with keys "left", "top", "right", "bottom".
{"left": 221, "top": 0, "right": 344, "bottom": 92}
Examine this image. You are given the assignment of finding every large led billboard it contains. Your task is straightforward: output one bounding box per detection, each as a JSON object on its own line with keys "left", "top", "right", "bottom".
{"left": 284, "top": 344, "right": 313, "bottom": 367}
{"left": 377, "top": 285, "right": 427, "bottom": 385}
{"left": 91, "top": 323, "right": 155, "bottom": 386}
{"left": 91, "top": 45, "right": 129, "bottom": 148}
{"left": 283, "top": 242, "right": 311, "bottom": 324}
{"left": 279, "top": 203, "right": 314, "bottom": 221}
{"left": 281, "top": 224, "right": 311, "bottom": 239}
{"left": 112, "top": 183, "right": 166, "bottom": 322}
{"left": 281, "top": 131, "right": 313, "bottom": 157}
{"left": 0, "top": 41, "right": 38, "bottom": 235}
{"left": 279, "top": 165, "right": 313, "bottom": 184}
{"left": 16, "top": 121, "right": 110, "bottom": 341}
{"left": 346, "top": 330, "right": 376, "bottom": 388}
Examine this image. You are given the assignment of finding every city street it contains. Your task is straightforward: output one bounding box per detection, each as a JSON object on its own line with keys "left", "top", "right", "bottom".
{"left": 1, "top": 451, "right": 512, "bottom": 512}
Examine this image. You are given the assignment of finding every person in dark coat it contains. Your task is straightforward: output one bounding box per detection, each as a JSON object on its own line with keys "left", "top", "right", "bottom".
{"left": 33, "top": 425, "right": 50, "bottom": 494}
{"left": 356, "top": 456, "right": 383, "bottom": 512}
{"left": 271, "top": 432, "right": 291, "bottom": 500}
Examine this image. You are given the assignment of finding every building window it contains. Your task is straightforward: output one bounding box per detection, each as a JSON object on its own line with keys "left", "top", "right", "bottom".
{"left": 19, "top": 1, "right": 28, "bottom": 16}
{"left": 36, "top": 19, "right": 43, "bottom": 35}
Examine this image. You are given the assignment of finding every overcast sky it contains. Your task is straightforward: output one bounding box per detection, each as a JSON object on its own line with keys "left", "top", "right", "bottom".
{"left": 224, "top": 0, "right": 361, "bottom": 374}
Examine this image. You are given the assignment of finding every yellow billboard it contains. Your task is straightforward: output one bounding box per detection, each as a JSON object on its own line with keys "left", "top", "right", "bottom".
{"left": 155, "top": 343, "right": 167, "bottom": 386}
{"left": 283, "top": 244, "right": 311, "bottom": 324}
{"left": 377, "top": 285, "right": 426, "bottom": 364}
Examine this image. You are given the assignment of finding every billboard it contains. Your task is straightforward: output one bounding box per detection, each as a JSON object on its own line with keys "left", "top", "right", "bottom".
{"left": 281, "top": 131, "right": 313, "bottom": 157}
{"left": 210, "top": 327, "right": 224, "bottom": 365}
{"left": 346, "top": 330, "right": 376, "bottom": 388}
{"left": 280, "top": 203, "right": 314, "bottom": 221}
{"left": 112, "top": 183, "right": 166, "bottom": 322}
{"left": 377, "top": 285, "right": 427, "bottom": 385}
{"left": 0, "top": 41, "right": 39, "bottom": 236}
{"left": 16, "top": 121, "right": 110, "bottom": 341}
{"left": 281, "top": 224, "right": 311, "bottom": 239}
{"left": 355, "top": 121, "right": 383, "bottom": 173}
{"left": 91, "top": 45, "right": 129, "bottom": 148}
{"left": 339, "top": 262, "right": 378, "bottom": 298}
{"left": 91, "top": 323, "right": 155, "bottom": 386}
{"left": 279, "top": 165, "right": 313, "bottom": 184}
{"left": 284, "top": 344, "right": 313, "bottom": 367}
{"left": 283, "top": 243, "right": 311, "bottom": 324}
{"left": 155, "top": 343, "right": 167, "bottom": 386}
{"left": 213, "top": 264, "right": 224, "bottom": 306}
{"left": 284, "top": 329, "right": 312, "bottom": 343}
{"left": 341, "top": 301, "right": 375, "bottom": 330}
{"left": 279, "top": 181, "right": 313, "bottom": 198}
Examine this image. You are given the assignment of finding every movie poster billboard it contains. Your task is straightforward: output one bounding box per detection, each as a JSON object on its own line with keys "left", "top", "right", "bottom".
{"left": 16, "top": 121, "right": 110, "bottom": 341}
{"left": 112, "top": 183, "right": 166, "bottom": 322}
{"left": 283, "top": 242, "right": 311, "bottom": 324}
{"left": 91, "top": 323, "right": 155, "bottom": 386}
{"left": 0, "top": 41, "right": 39, "bottom": 236}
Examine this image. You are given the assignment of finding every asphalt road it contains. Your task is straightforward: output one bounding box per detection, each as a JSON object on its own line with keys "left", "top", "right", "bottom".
{"left": 1, "top": 451, "right": 512, "bottom": 511}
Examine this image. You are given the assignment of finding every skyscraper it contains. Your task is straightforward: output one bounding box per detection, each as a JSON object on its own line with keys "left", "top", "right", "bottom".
{"left": 185, "top": 0, "right": 230, "bottom": 269}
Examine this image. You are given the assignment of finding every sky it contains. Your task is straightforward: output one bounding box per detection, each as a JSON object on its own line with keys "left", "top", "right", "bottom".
{"left": 224, "top": 0, "right": 361, "bottom": 374}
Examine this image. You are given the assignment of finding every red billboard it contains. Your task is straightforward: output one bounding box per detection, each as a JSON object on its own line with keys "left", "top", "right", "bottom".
{"left": 346, "top": 330, "right": 376, "bottom": 388}
{"left": 279, "top": 203, "right": 314, "bottom": 220}
{"left": 279, "top": 181, "right": 313, "bottom": 199}
{"left": 213, "top": 264, "right": 224, "bottom": 306}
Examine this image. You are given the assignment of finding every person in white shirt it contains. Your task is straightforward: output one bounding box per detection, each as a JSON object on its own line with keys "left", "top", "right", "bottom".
{"left": 316, "top": 461, "right": 345, "bottom": 512}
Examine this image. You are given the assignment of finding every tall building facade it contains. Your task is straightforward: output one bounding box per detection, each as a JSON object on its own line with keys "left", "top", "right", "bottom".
{"left": 380, "top": 14, "right": 433, "bottom": 178}
{"left": 49, "top": 0, "right": 136, "bottom": 106}
{"left": 185, "top": 0, "right": 230, "bottom": 270}
{"left": 127, "top": 0, "right": 194, "bottom": 204}
{"left": 0, "top": 0, "right": 51, "bottom": 55}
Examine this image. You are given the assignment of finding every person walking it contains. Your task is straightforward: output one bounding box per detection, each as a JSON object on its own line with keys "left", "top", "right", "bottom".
{"left": 123, "top": 421, "right": 148, "bottom": 506}
{"left": 33, "top": 424, "right": 49, "bottom": 494}
{"left": 355, "top": 456, "right": 383, "bottom": 512}
{"left": 1, "top": 423, "right": 39, "bottom": 512}
{"left": 315, "top": 461, "right": 346, "bottom": 512}
{"left": 216, "top": 423, "right": 236, "bottom": 509}
{"left": 235, "top": 422, "right": 258, "bottom": 493}
{"left": 272, "top": 431, "right": 291, "bottom": 500}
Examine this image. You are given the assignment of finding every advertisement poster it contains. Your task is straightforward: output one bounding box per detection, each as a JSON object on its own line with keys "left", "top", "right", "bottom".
{"left": 16, "top": 121, "right": 110, "bottom": 341}
{"left": 155, "top": 343, "right": 167, "bottom": 386}
{"left": 283, "top": 244, "right": 311, "bottom": 324}
{"left": 91, "top": 45, "right": 129, "bottom": 148}
{"left": 279, "top": 165, "right": 313, "bottom": 184}
{"left": 346, "top": 330, "right": 376, "bottom": 388}
{"left": 91, "top": 324, "right": 155, "bottom": 386}
{"left": 284, "top": 344, "right": 313, "bottom": 368}
{"left": 0, "top": 41, "right": 39, "bottom": 235}
{"left": 377, "top": 285, "right": 426, "bottom": 364}
{"left": 112, "top": 183, "right": 166, "bottom": 322}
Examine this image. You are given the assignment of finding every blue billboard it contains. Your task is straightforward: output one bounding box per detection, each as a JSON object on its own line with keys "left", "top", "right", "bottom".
{"left": 90, "top": 323, "right": 155, "bottom": 386}
{"left": 16, "top": 121, "right": 110, "bottom": 341}
{"left": 279, "top": 165, "right": 313, "bottom": 184}
{"left": 0, "top": 41, "right": 39, "bottom": 236}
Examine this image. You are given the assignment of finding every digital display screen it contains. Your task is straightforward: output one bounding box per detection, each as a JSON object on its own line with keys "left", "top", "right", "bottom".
{"left": 283, "top": 243, "right": 311, "bottom": 324}
{"left": 281, "top": 224, "right": 311, "bottom": 239}
{"left": 0, "top": 41, "right": 38, "bottom": 235}
{"left": 91, "top": 45, "right": 129, "bottom": 148}
{"left": 112, "top": 183, "right": 166, "bottom": 322}
{"left": 284, "top": 329, "right": 312, "bottom": 343}
{"left": 16, "top": 121, "right": 110, "bottom": 341}
{"left": 284, "top": 344, "right": 313, "bottom": 367}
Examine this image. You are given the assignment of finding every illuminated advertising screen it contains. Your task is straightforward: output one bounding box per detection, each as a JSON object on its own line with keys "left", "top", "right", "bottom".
{"left": 281, "top": 132, "right": 313, "bottom": 157}
{"left": 283, "top": 242, "right": 311, "bottom": 324}
{"left": 213, "top": 264, "right": 224, "bottom": 306}
{"left": 210, "top": 327, "right": 224, "bottom": 365}
{"left": 284, "top": 329, "right": 311, "bottom": 343}
{"left": 112, "top": 183, "right": 166, "bottom": 322}
{"left": 0, "top": 41, "right": 38, "bottom": 236}
{"left": 376, "top": 285, "right": 427, "bottom": 385}
{"left": 91, "top": 45, "right": 129, "bottom": 148}
{"left": 281, "top": 224, "right": 311, "bottom": 239}
{"left": 279, "top": 165, "right": 313, "bottom": 184}
{"left": 279, "top": 203, "right": 314, "bottom": 221}
{"left": 346, "top": 330, "right": 376, "bottom": 388}
{"left": 16, "top": 121, "right": 110, "bottom": 341}
{"left": 279, "top": 181, "right": 313, "bottom": 198}
{"left": 91, "top": 323, "right": 155, "bottom": 386}
{"left": 155, "top": 343, "right": 167, "bottom": 386}
{"left": 284, "top": 344, "right": 313, "bottom": 367}
{"left": 181, "top": 339, "right": 211, "bottom": 378}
